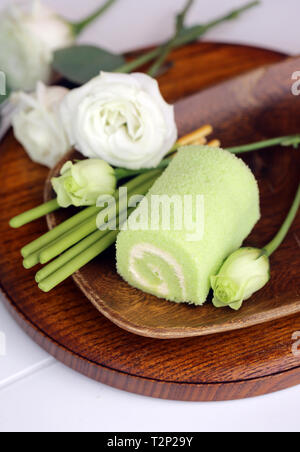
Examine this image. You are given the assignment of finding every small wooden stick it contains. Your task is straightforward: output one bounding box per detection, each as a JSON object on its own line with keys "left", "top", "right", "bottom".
{"left": 190, "top": 137, "right": 207, "bottom": 146}
{"left": 177, "top": 125, "right": 213, "bottom": 146}
{"left": 208, "top": 139, "right": 221, "bottom": 147}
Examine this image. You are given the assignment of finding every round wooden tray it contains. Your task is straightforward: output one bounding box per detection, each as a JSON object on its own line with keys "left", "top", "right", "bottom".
{"left": 1, "top": 42, "right": 300, "bottom": 402}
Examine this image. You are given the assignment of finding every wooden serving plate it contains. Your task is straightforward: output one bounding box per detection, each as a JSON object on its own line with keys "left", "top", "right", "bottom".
{"left": 1, "top": 42, "right": 300, "bottom": 401}
{"left": 46, "top": 55, "right": 300, "bottom": 340}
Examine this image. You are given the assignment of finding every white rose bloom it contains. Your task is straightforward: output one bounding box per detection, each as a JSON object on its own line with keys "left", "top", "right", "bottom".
{"left": 60, "top": 72, "right": 178, "bottom": 170}
{"left": 0, "top": 1, "right": 74, "bottom": 91}
{"left": 12, "top": 82, "right": 71, "bottom": 168}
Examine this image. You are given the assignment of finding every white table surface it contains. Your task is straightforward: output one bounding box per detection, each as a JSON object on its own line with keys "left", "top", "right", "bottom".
{"left": 0, "top": 0, "right": 299, "bottom": 433}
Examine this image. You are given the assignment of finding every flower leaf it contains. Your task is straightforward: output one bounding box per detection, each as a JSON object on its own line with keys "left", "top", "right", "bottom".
{"left": 52, "top": 45, "right": 126, "bottom": 85}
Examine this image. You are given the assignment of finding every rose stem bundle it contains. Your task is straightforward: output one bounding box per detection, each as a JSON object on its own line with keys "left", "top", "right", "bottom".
{"left": 38, "top": 231, "right": 119, "bottom": 293}
{"left": 37, "top": 171, "right": 164, "bottom": 292}
{"left": 36, "top": 206, "right": 137, "bottom": 288}
{"left": 39, "top": 170, "right": 162, "bottom": 264}
{"left": 35, "top": 229, "right": 116, "bottom": 283}
{"left": 21, "top": 206, "right": 99, "bottom": 258}
{"left": 117, "top": 1, "right": 260, "bottom": 74}
{"left": 22, "top": 169, "right": 162, "bottom": 271}
{"left": 22, "top": 169, "right": 159, "bottom": 261}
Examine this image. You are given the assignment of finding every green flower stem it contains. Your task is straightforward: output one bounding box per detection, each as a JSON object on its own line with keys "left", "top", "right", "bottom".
{"left": 116, "top": 49, "right": 159, "bottom": 74}
{"left": 21, "top": 169, "right": 159, "bottom": 260}
{"left": 35, "top": 205, "right": 134, "bottom": 283}
{"left": 39, "top": 213, "right": 101, "bottom": 264}
{"left": 264, "top": 182, "right": 300, "bottom": 257}
{"left": 146, "top": 38, "right": 175, "bottom": 79}
{"left": 21, "top": 205, "right": 99, "bottom": 258}
{"left": 71, "top": 0, "right": 118, "bottom": 36}
{"left": 116, "top": 1, "right": 260, "bottom": 74}
{"left": 39, "top": 170, "right": 162, "bottom": 265}
{"left": 115, "top": 162, "right": 170, "bottom": 181}
{"left": 23, "top": 252, "right": 43, "bottom": 270}
{"left": 35, "top": 229, "right": 105, "bottom": 283}
{"left": 9, "top": 199, "right": 60, "bottom": 229}
{"left": 116, "top": 134, "right": 300, "bottom": 181}
{"left": 38, "top": 230, "right": 119, "bottom": 293}
{"left": 228, "top": 135, "right": 300, "bottom": 154}
{"left": 23, "top": 223, "right": 83, "bottom": 269}
{"left": 148, "top": 0, "right": 195, "bottom": 77}
{"left": 175, "top": 1, "right": 260, "bottom": 47}
{"left": 37, "top": 168, "right": 165, "bottom": 291}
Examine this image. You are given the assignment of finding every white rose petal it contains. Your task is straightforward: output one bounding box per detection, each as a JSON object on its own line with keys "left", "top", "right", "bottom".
{"left": 0, "top": 1, "right": 74, "bottom": 91}
{"left": 12, "top": 82, "right": 71, "bottom": 168}
{"left": 60, "top": 72, "right": 178, "bottom": 170}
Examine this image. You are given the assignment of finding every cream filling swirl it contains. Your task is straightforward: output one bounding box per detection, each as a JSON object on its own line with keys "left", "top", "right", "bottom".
{"left": 129, "top": 243, "right": 186, "bottom": 299}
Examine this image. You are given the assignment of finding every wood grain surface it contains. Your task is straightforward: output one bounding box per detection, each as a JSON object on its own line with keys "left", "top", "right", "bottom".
{"left": 1, "top": 42, "right": 300, "bottom": 401}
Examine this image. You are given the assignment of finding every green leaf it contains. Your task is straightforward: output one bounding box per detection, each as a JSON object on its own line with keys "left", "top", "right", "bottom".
{"left": 53, "top": 45, "right": 126, "bottom": 85}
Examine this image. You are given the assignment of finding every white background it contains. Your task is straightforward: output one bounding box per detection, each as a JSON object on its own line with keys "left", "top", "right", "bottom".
{"left": 0, "top": 0, "right": 300, "bottom": 433}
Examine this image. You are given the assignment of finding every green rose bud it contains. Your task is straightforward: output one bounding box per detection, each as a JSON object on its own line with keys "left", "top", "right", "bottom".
{"left": 211, "top": 247, "right": 270, "bottom": 310}
{"left": 52, "top": 159, "right": 116, "bottom": 208}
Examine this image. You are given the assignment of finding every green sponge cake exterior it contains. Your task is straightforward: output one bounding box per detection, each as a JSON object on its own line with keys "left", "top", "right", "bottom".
{"left": 116, "top": 146, "right": 260, "bottom": 305}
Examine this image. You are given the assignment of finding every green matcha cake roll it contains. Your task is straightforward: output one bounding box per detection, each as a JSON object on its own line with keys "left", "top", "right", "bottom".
{"left": 116, "top": 146, "right": 260, "bottom": 305}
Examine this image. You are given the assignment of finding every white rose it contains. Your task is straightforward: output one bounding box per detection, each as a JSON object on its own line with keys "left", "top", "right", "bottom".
{"left": 60, "top": 72, "right": 178, "bottom": 170}
{"left": 0, "top": 1, "right": 74, "bottom": 91}
{"left": 12, "top": 82, "right": 71, "bottom": 168}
